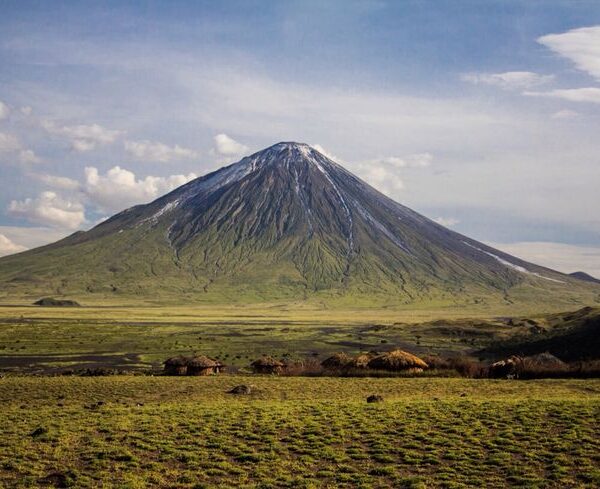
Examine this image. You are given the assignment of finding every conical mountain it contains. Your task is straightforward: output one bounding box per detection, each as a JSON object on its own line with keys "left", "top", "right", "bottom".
{"left": 1, "top": 142, "right": 598, "bottom": 307}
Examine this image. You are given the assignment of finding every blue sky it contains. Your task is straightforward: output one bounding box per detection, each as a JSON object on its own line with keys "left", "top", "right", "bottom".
{"left": 1, "top": 0, "right": 600, "bottom": 275}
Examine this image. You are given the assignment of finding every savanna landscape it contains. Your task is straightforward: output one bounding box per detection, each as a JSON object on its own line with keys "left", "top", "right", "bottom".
{"left": 0, "top": 301, "right": 599, "bottom": 487}
{"left": 2, "top": 2, "right": 600, "bottom": 488}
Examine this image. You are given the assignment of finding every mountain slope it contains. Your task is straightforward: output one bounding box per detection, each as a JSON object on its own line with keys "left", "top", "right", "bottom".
{"left": 569, "top": 271, "right": 600, "bottom": 284}
{"left": 1, "top": 142, "right": 599, "bottom": 307}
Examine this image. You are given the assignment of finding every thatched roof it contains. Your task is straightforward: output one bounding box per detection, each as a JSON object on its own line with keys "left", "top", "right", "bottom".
{"left": 321, "top": 352, "right": 354, "bottom": 368}
{"left": 251, "top": 356, "right": 285, "bottom": 367}
{"left": 367, "top": 349, "right": 428, "bottom": 371}
{"left": 164, "top": 355, "right": 188, "bottom": 367}
{"left": 187, "top": 355, "right": 218, "bottom": 368}
{"left": 354, "top": 352, "right": 377, "bottom": 368}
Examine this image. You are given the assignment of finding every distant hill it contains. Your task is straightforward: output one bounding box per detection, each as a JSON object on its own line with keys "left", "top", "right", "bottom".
{"left": 0, "top": 142, "right": 599, "bottom": 307}
{"left": 481, "top": 306, "right": 600, "bottom": 361}
{"left": 569, "top": 271, "right": 600, "bottom": 284}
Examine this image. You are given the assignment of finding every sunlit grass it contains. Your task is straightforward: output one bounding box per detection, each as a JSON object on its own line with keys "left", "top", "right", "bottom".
{"left": 0, "top": 304, "right": 546, "bottom": 371}
{"left": 0, "top": 377, "right": 598, "bottom": 488}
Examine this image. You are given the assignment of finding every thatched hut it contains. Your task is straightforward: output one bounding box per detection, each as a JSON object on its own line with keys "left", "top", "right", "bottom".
{"left": 251, "top": 356, "right": 285, "bottom": 375}
{"left": 187, "top": 355, "right": 220, "bottom": 376}
{"left": 164, "top": 356, "right": 189, "bottom": 376}
{"left": 367, "top": 349, "right": 428, "bottom": 372}
{"left": 354, "top": 352, "right": 378, "bottom": 368}
{"left": 321, "top": 352, "right": 354, "bottom": 369}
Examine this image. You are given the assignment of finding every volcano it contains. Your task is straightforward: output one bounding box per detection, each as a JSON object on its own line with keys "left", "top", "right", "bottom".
{"left": 1, "top": 142, "right": 598, "bottom": 307}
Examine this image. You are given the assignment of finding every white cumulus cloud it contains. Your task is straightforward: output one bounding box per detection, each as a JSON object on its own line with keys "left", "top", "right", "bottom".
{"left": 434, "top": 217, "right": 460, "bottom": 227}
{"left": 538, "top": 26, "right": 600, "bottom": 81}
{"left": 0, "top": 100, "right": 10, "bottom": 120}
{"left": 83, "top": 166, "right": 198, "bottom": 213}
{"left": 8, "top": 191, "right": 86, "bottom": 230}
{"left": 18, "top": 149, "right": 41, "bottom": 164}
{"left": 0, "top": 226, "right": 70, "bottom": 250}
{"left": 0, "top": 132, "right": 21, "bottom": 152}
{"left": 524, "top": 87, "right": 600, "bottom": 104}
{"left": 0, "top": 133, "right": 41, "bottom": 165}
{"left": 311, "top": 144, "right": 341, "bottom": 162}
{"left": 353, "top": 153, "right": 433, "bottom": 197}
{"left": 359, "top": 165, "right": 404, "bottom": 195}
{"left": 30, "top": 173, "right": 80, "bottom": 190}
{"left": 41, "top": 120, "right": 122, "bottom": 152}
{"left": 373, "top": 153, "right": 433, "bottom": 168}
{"left": 551, "top": 109, "right": 579, "bottom": 120}
{"left": 461, "top": 71, "right": 554, "bottom": 90}
{"left": 0, "top": 233, "right": 27, "bottom": 257}
{"left": 124, "top": 139, "right": 199, "bottom": 162}
{"left": 212, "top": 133, "right": 248, "bottom": 156}
{"left": 530, "top": 26, "right": 600, "bottom": 105}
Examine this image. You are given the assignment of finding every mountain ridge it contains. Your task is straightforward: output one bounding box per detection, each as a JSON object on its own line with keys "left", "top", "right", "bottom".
{"left": 1, "top": 142, "right": 599, "bottom": 308}
{"left": 569, "top": 271, "right": 600, "bottom": 284}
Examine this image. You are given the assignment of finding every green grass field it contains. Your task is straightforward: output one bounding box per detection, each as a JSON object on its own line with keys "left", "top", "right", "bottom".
{"left": 0, "top": 376, "right": 598, "bottom": 488}
{"left": 1, "top": 304, "right": 599, "bottom": 487}
{"left": 0, "top": 304, "right": 549, "bottom": 372}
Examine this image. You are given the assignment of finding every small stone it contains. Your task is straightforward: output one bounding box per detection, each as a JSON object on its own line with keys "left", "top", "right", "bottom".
{"left": 228, "top": 385, "right": 253, "bottom": 395}
{"left": 30, "top": 426, "right": 48, "bottom": 437}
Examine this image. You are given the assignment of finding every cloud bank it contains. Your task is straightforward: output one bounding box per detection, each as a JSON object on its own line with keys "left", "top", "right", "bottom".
{"left": 41, "top": 120, "right": 121, "bottom": 152}
{"left": 124, "top": 140, "right": 199, "bottom": 162}
{"left": 490, "top": 241, "right": 600, "bottom": 278}
{"left": 8, "top": 191, "right": 86, "bottom": 230}
{"left": 0, "top": 233, "right": 27, "bottom": 257}
{"left": 538, "top": 26, "right": 600, "bottom": 81}
{"left": 83, "top": 166, "right": 197, "bottom": 213}
{"left": 461, "top": 71, "right": 554, "bottom": 89}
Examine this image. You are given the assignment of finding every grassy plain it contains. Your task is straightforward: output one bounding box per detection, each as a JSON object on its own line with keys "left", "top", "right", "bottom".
{"left": 0, "top": 376, "right": 598, "bottom": 488}
{"left": 0, "top": 303, "right": 548, "bottom": 372}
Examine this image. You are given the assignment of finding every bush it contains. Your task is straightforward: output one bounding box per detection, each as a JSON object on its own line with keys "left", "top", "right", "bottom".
{"left": 518, "top": 359, "right": 600, "bottom": 379}
{"left": 422, "top": 355, "right": 486, "bottom": 378}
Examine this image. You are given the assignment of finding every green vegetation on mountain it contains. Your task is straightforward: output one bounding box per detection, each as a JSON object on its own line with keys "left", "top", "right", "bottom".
{"left": 1, "top": 142, "right": 599, "bottom": 310}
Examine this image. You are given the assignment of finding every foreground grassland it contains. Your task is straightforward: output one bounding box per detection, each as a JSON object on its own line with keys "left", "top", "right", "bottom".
{"left": 0, "top": 377, "right": 598, "bottom": 488}
{"left": 0, "top": 305, "right": 553, "bottom": 372}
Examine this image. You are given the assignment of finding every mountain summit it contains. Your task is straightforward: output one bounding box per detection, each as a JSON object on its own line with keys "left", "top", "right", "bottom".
{"left": 0, "top": 142, "right": 598, "bottom": 307}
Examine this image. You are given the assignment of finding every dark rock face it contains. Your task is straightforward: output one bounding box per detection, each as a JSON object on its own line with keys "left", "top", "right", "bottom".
{"left": 569, "top": 271, "right": 600, "bottom": 284}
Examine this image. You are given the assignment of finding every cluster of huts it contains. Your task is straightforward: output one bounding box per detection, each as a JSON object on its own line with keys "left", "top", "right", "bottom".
{"left": 164, "top": 355, "right": 226, "bottom": 376}
{"left": 163, "top": 350, "right": 573, "bottom": 379}
{"left": 321, "top": 349, "right": 429, "bottom": 373}
{"left": 163, "top": 355, "right": 287, "bottom": 376}
{"left": 163, "top": 349, "right": 429, "bottom": 376}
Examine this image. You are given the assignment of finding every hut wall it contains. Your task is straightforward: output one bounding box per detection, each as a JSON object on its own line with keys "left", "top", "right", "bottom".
{"left": 253, "top": 365, "right": 283, "bottom": 375}
{"left": 165, "top": 365, "right": 187, "bottom": 376}
{"left": 187, "top": 366, "right": 214, "bottom": 376}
